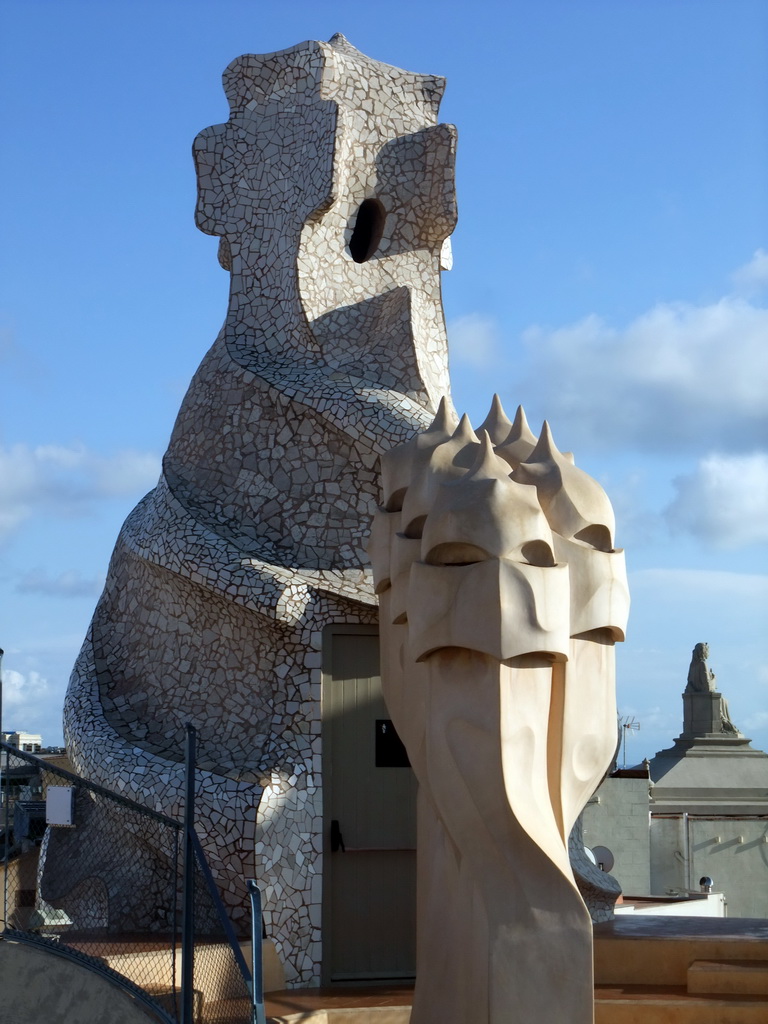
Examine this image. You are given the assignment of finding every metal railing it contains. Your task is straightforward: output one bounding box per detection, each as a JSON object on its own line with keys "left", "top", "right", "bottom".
{"left": 1, "top": 739, "right": 255, "bottom": 1024}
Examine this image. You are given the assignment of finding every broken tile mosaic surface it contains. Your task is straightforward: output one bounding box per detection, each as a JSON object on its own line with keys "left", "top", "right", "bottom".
{"left": 63, "top": 35, "right": 457, "bottom": 985}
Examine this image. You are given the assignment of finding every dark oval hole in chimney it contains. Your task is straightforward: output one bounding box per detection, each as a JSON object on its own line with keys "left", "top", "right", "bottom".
{"left": 349, "top": 198, "right": 386, "bottom": 263}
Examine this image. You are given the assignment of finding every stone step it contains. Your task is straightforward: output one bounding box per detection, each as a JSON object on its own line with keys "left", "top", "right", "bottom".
{"left": 594, "top": 916, "right": 768, "bottom": 987}
{"left": 688, "top": 959, "right": 768, "bottom": 996}
{"left": 262, "top": 985, "right": 768, "bottom": 1024}
{"left": 263, "top": 994, "right": 768, "bottom": 1024}
{"left": 595, "top": 985, "right": 768, "bottom": 1024}
{"left": 267, "top": 1011, "right": 408, "bottom": 1023}
{"left": 265, "top": 986, "right": 413, "bottom": 1024}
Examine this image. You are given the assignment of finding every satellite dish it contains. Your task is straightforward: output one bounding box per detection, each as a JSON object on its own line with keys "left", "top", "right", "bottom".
{"left": 591, "top": 845, "right": 615, "bottom": 872}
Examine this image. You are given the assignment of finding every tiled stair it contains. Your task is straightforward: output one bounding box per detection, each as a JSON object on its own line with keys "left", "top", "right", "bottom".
{"left": 687, "top": 958, "right": 768, "bottom": 995}
{"left": 594, "top": 917, "right": 768, "bottom": 1023}
{"left": 260, "top": 919, "right": 768, "bottom": 1023}
{"left": 595, "top": 985, "right": 768, "bottom": 1023}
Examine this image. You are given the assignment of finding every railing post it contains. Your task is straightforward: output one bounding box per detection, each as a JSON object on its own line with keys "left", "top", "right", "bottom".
{"left": 1, "top": 648, "right": 8, "bottom": 932}
{"left": 0, "top": 646, "right": 5, "bottom": 738}
{"left": 181, "top": 724, "right": 196, "bottom": 1024}
{"left": 1, "top": 747, "right": 7, "bottom": 934}
{"left": 247, "top": 879, "right": 267, "bottom": 1024}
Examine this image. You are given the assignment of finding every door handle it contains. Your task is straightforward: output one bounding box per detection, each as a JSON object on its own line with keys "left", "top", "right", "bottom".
{"left": 330, "top": 819, "right": 345, "bottom": 853}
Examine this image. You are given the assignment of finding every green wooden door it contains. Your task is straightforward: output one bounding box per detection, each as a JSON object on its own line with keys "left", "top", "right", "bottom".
{"left": 322, "top": 626, "right": 417, "bottom": 982}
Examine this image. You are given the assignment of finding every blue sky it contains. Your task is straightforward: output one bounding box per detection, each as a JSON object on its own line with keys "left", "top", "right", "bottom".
{"left": 1, "top": 0, "right": 766, "bottom": 763}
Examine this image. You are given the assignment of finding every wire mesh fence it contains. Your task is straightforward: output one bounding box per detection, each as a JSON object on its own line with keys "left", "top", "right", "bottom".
{"left": 1, "top": 741, "right": 253, "bottom": 1024}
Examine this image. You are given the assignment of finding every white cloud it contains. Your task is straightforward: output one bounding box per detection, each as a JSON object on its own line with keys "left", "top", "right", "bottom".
{"left": 0, "top": 637, "right": 89, "bottom": 744}
{"left": 744, "top": 709, "right": 768, "bottom": 733}
{"left": 16, "top": 568, "right": 104, "bottom": 598}
{"left": 92, "top": 449, "right": 161, "bottom": 497}
{"left": 598, "top": 469, "right": 663, "bottom": 548}
{"left": 630, "top": 566, "right": 768, "bottom": 599}
{"left": 1, "top": 667, "right": 57, "bottom": 735}
{"left": 665, "top": 452, "right": 768, "bottom": 548}
{"left": 519, "top": 295, "right": 768, "bottom": 451}
{"left": 731, "top": 248, "right": 768, "bottom": 296}
{"left": 0, "top": 443, "right": 160, "bottom": 539}
{"left": 448, "top": 313, "right": 501, "bottom": 368}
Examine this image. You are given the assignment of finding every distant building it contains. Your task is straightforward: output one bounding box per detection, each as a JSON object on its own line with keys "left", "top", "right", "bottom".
{"left": 583, "top": 645, "right": 768, "bottom": 918}
{"left": 583, "top": 767, "right": 652, "bottom": 899}
{"left": 4, "top": 732, "right": 42, "bottom": 753}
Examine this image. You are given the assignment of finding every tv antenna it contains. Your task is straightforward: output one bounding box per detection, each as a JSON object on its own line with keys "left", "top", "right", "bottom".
{"left": 619, "top": 715, "right": 640, "bottom": 768}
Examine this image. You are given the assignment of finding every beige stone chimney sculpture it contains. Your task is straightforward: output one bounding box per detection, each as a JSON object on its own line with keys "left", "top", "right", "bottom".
{"left": 368, "top": 398, "right": 630, "bottom": 1023}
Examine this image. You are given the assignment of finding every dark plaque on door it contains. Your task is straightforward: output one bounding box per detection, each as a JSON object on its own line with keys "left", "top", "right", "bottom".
{"left": 375, "top": 719, "right": 411, "bottom": 768}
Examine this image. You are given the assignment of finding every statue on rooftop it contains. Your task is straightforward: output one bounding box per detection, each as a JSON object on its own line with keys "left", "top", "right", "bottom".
{"left": 683, "top": 642, "right": 742, "bottom": 738}
{"left": 686, "top": 641, "right": 716, "bottom": 693}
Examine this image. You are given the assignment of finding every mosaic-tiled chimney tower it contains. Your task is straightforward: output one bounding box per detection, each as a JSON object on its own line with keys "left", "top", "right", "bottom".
{"left": 62, "top": 35, "right": 456, "bottom": 984}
